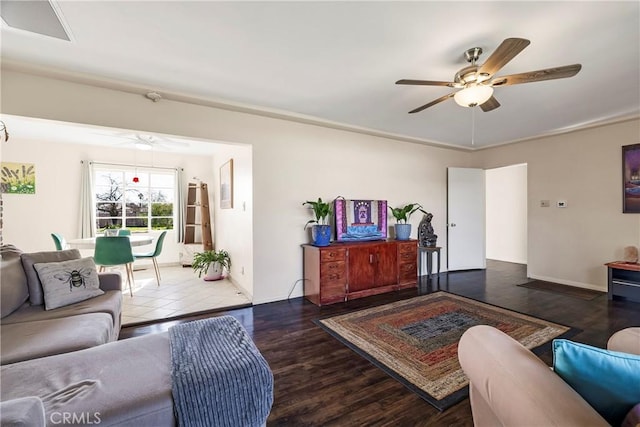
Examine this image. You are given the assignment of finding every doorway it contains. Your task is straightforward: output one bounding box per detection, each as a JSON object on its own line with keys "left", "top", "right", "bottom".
{"left": 485, "top": 164, "right": 527, "bottom": 264}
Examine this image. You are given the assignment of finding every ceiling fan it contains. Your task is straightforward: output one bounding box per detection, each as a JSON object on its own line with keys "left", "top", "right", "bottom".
{"left": 396, "top": 38, "right": 582, "bottom": 114}
{"left": 108, "top": 133, "right": 190, "bottom": 151}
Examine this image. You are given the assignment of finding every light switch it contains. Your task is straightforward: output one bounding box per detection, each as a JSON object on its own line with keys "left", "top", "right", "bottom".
{"left": 557, "top": 200, "right": 567, "bottom": 208}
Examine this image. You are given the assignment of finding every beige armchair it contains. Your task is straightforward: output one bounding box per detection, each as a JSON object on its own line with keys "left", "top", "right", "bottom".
{"left": 458, "top": 325, "right": 640, "bottom": 427}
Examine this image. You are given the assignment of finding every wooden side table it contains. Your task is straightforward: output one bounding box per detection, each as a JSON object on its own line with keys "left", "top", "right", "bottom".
{"left": 418, "top": 246, "right": 441, "bottom": 278}
{"left": 605, "top": 261, "right": 640, "bottom": 303}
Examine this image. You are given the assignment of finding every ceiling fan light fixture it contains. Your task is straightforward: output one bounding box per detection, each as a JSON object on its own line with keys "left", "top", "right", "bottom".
{"left": 134, "top": 140, "right": 153, "bottom": 151}
{"left": 454, "top": 84, "right": 494, "bottom": 108}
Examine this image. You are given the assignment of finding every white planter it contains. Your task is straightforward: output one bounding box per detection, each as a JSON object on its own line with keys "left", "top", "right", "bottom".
{"left": 203, "top": 262, "right": 225, "bottom": 281}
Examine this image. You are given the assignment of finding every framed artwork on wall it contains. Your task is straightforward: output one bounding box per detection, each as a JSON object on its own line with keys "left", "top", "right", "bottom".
{"left": 220, "top": 159, "right": 233, "bottom": 209}
{"left": 1, "top": 162, "right": 35, "bottom": 194}
{"left": 623, "top": 143, "right": 640, "bottom": 213}
{"left": 334, "top": 198, "right": 387, "bottom": 241}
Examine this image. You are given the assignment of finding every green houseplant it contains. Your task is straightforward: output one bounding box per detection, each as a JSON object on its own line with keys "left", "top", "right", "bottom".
{"left": 192, "top": 249, "right": 231, "bottom": 281}
{"left": 388, "top": 203, "right": 427, "bottom": 240}
{"left": 103, "top": 223, "right": 120, "bottom": 237}
{"left": 303, "top": 197, "right": 332, "bottom": 246}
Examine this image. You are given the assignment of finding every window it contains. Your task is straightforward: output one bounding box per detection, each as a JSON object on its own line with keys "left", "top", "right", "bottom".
{"left": 94, "top": 166, "right": 175, "bottom": 233}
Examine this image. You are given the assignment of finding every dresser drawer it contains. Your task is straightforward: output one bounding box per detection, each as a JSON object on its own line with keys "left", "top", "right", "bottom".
{"left": 320, "top": 264, "right": 347, "bottom": 283}
{"left": 399, "top": 250, "right": 416, "bottom": 262}
{"left": 398, "top": 242, "right": 417, "bottom": 254}
{"left": 399, "top": 261, "right": 417, "bottom": 280}
{"left": 320, "top": 282, "right": 346, "bottom": 304}
{"left": 320, "top": 248, "right": 347, "bottom": 262}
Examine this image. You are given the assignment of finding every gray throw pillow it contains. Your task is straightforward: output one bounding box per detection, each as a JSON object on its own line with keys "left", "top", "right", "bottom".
{"left": 0, "top": 245, "right": 29, "bottom": 318}
{"left": 21, "top": 249, "right": 81, "bottom": 305}
{"left": 34, "top": 257, "right": 104, "bottom": 310}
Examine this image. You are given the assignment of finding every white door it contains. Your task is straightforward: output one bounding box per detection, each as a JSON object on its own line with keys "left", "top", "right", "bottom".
{"left": 447, "top": 167, "right": 486, "bottom": 270}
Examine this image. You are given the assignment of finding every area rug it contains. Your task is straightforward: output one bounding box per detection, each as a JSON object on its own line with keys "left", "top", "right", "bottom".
{"left": 517, "top": 280, "right": 604, "bottom": 301}
{"left": 316, "top": 291, "right": 575, "bottom": 411}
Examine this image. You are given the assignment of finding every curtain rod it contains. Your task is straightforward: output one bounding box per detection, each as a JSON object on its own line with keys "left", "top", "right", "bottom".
{"left": 81, "top": 160, "right": 183, "bottom": 172}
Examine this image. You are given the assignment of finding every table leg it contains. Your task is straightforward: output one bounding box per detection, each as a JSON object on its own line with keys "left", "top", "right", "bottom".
{"left": 427, "top": 252, "right": 433, "bottom": 278}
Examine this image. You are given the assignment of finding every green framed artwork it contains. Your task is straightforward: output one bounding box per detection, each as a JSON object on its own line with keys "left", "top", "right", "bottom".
{"left": 1, "top": 162, "right": 35, "bottom": 194}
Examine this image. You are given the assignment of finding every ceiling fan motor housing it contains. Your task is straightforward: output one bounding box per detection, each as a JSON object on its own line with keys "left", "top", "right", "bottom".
{"left": 455, "top": 65, "right": 480, "bottom": 85}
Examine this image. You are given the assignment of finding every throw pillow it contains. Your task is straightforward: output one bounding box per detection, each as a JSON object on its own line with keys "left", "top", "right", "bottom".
{"left": 21, "top": 249, "right": 81, "bottom": 305}
{"left": 0, "top": 245, "right": 29, "bottom": 318}
{"left": 33, "top": 257, "right": 104, "bottom": 310}
{"left": 553, "top": 339, "right": 640, "bottom": 426}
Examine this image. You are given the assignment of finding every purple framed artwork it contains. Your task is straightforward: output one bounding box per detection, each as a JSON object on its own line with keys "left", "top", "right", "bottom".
{"left": 623, "top": 143, "right": 640, "bottom": 213}
{"left": 334, "top": 199, "right": 387, "bottom": 241}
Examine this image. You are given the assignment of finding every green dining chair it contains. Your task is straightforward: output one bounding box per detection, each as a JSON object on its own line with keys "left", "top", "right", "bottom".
{"left": 117, "top": 229, "right": 131, "bottom": 236}
{"left": 51, "top": 233, "right": 67, "bottom": 250}
{"left": 133, "top": 231, "right": 167, "bottom": 286}
{"left": 94, "top": 236, "right": 135, "bottom": 297}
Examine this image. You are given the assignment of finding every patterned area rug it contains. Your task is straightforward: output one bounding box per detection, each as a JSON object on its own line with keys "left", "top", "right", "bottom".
{"left": 316, "top": 291, "right": 575, "bottom": 411}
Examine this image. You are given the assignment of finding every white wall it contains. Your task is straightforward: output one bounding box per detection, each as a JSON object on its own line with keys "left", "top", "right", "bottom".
{"left": 485, "top": 164, "right": 527, "bottom": 264}
{"left": 475, "top": 119, "right": 640, "bottom": 291}
{"left": 211, "top": 144, "right": 253, "bottom": 297}
{"left": 1, "top": 136, "right": 216, "bottom": 269}
{"left": 1, "top": 69, "right": 472, "bottom": 303}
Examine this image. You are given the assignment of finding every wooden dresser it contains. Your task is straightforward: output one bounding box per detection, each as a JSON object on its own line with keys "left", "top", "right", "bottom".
{"left": 303, "top": 240, "right": 417, "bottom": 306}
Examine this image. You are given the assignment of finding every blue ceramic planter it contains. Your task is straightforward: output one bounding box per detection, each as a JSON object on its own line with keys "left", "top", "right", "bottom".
{"left": 312, "top": 225, "right": 331, "bottom": 246}
{"left": 395, "top": 224, "right": 412, "bottom": 240}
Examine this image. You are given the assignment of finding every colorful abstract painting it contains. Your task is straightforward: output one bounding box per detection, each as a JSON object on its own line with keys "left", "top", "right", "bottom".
{"left": 623, "top": 144, "right": 640, "bottom": 213}
{"left": 334, "top": 199, "right": 387, "bottom": 241}
{"left": 1, "top": 162, "right": 35, "bottom": 194}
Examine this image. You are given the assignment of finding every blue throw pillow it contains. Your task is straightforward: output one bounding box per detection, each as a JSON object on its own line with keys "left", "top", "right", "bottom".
{"left": 553, "top": 339, "right": 640, "bottom": 426}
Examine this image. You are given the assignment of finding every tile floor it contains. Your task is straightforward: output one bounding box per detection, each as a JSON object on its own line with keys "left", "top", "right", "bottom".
{"left": 118, "top": 264, "right": 251, "bottom": 325}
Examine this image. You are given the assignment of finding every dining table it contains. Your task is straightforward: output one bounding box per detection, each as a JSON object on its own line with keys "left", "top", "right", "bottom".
{"left": 67, "top": 235, "right": 154, "bottom": 249}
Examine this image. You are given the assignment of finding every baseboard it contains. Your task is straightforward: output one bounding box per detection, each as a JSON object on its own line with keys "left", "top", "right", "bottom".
{"left": 228, "top": 275, "right": 253, "bottom": 300}
{"left": 527, "top": 274, "right": 606, "bottom": 292}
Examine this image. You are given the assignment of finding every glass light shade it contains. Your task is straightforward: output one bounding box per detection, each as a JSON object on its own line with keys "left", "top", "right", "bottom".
{"left": 135, "top": 141, "right": 153, "bottom": 151}
{"left": 454, "top": 85, "right": 494, "bottom": 107}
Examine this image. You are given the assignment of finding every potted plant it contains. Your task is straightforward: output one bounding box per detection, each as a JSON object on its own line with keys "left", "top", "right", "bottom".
{"left": 388, "top": 203, "right": 427, "bottom": 240}
{"left": 303, "top": 197, "right": 332, "bottom": 247}
{"left": 192, "top": 249, "right": 231, "bottom": 281}
{"left": 103, "top": 223, "right": 120, "bottom": 237}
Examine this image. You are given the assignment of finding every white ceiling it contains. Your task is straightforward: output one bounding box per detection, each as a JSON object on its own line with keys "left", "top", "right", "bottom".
{"left": 1, "top": 1, "right": 639, "bottom": 150}
{"left": 2, "top": 114, "right": 222, "bottom": 155}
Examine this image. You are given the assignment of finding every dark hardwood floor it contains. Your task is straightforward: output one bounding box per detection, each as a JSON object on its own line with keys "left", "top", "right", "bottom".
{"left": 120, "top": 260, "right": 640, "bottom": 426}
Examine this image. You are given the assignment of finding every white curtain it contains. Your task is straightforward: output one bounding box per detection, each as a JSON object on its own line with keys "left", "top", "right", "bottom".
{"left": 175, "top": 168, "right": 185, "bottom": 243}
{"left": 79, "top": 160, "right": 95, "bottom": 238}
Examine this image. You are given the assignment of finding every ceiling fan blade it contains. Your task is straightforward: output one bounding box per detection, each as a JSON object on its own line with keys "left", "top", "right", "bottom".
{"left": 478, "top": 38, "right": 530, "bottom": 77}
{"left": 490, "top": 64, "right": 582, "bottom": 87}
{"left": 396, "top": 79, "right": 456, "bottom": 87}
{"left": 408, "top": 93, "right": 455, "bottom": 114}
{"left": 154, "top": 135, "right": 190, "bottom": 148}
{"left": 480, "top": 96, "right": 500, "bottom": 112}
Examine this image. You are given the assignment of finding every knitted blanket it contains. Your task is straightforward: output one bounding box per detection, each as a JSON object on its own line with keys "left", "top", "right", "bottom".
{"left": 169, "top": 316, "right": 274, "bottom": 427}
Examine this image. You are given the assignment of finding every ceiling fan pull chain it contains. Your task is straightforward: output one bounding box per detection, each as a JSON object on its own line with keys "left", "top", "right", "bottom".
{"left": 471, "top": 108, "right": 476, "bottom": 146}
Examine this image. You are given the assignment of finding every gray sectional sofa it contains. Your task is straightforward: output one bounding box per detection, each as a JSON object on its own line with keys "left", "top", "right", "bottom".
{"left": 1, "top": 245, "right": 122, "bottom": 365}
{"left": 1, "top": 244, "right": 274, "bottom": 426}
